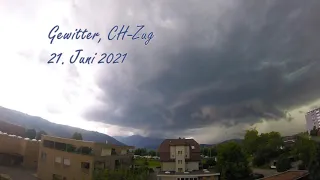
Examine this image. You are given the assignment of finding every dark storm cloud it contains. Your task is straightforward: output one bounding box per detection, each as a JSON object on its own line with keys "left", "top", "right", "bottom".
{"left": 84, "top": 0, "right": 320, "bottom": 136}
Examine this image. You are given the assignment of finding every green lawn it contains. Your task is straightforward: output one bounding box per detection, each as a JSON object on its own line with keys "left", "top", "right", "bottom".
{"left": 134, "top": 158, "right": 161, "bottom": 168}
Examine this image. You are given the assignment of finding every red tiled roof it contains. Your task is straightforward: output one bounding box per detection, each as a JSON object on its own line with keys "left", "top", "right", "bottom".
{"left": 260, "top": 170, "right": 309, "bottom": 180}
{"left": 158, "top": 139, "right": 201, "bottom": 162}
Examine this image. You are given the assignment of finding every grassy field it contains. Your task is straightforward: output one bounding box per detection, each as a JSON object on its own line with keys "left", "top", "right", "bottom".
{"left": 134, "top": 158, "right": 161, "bottom": 168}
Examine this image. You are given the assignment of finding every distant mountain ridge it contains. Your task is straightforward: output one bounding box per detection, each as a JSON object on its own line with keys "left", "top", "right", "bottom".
{"left": 114, "top": 135, "right": 244, "bottom": 150}
{"left": 0, "top": 106, "right": 124, "bottom": 145}
{"left": 0, "top": 106, "right": 245, "bottom": 149}
{"left": 114, "top": 135, "right": 164, "bottom": 150}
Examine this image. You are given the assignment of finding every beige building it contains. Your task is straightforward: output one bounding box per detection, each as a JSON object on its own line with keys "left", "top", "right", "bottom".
{"left": 37, "top": 135, "right": 134, "bottom": 180}
{"left": 0, "top": 131, "right": 40, "bottom": 169}
{"left": 157, "top": 138, "right": 220, "bottom": 180}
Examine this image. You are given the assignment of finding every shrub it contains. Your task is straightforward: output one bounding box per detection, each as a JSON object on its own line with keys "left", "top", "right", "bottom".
{"left": 276, "top": 155, "right": 291, "bottom": 172}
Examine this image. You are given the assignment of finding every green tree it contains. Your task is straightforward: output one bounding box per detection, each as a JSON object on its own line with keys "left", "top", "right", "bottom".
{"left": 36, "top": 130, "right": 47, "bottom": 140}
{"left": 217, "top": 142, "right": 251, "bottom": 180}
{"left": 310, "top": 126, "right": 318, "bottom": 136}
{"left": 309, "top": 144, "right": 320, "bottom": 180}
{"left": 71, "top": 132, "right": 83, "bottom": 140}
{"left": 276, "top": 155, "right": 291, "bottom": 172}
{"left": 134, "top": 148, "right": 147, "bottom": 156}
{"left": 206, "top": 158, "right": 216, "bottom": 167}
{"left": 148, "top": 150, "right": 156, "bottom": 156}
{"left": 251, "top": 131, "right": 284, "bottom": 167}
{"left": 25, "top": 129, "right": 36, "bottom": 139}
{"left": 292, "top": 136, "right": 316, "bottom": 167}
{"left": 243, "top": 128, "right": 259, "bottom": 155}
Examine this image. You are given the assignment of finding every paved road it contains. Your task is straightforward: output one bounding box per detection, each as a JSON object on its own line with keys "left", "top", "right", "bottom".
{"left": 0, "top": 166, "right": 38, "bottom": 180}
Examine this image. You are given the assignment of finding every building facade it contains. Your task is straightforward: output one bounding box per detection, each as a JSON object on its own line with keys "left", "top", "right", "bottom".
{"left": 157, "top": 138, "right": 220, "bottom": 180}
{"left": 305, "top": 107, "right": 320, "bottom": 132}
{"left": 0, "top": 131, "right": 39, "bottom": 169}
{"left": 37, "top": 135, "right": 134, "bottom": 180}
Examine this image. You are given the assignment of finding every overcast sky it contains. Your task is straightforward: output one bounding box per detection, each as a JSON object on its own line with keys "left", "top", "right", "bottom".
{"left": 1, "top": 0, "right": 320, "bottom": 143}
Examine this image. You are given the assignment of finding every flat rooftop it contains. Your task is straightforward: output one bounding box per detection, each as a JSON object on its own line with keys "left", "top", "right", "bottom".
{"left": 42, "top": 135, "right": 134, "bottom": 149}
{"left": 158, "top": 170, "right": 220, "bottom": 176}
{"left": 259, "top": 170, "right": 309, "bottom": 180}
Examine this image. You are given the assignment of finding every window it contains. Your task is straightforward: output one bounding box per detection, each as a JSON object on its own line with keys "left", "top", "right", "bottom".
{"left": 191, "top": 146, "right": 195, "bottom": 149}
{"left": 178, "top": 168, "right": 183, "bottom": 172}
{"left": 178, "top": 160, "right": 182, "bottom": 164}
{"left": 40, "top": 152, "right": 46, "bottom": 160}
{"left": 111, "top": 148, "right": 117, "bottom": 155}
{"left": 55, "top": 157, "right": 62, "bottom": 163}
{"left": 81, "top": 162, "right": 90, "bottom": 169}
{"left": 63, "top": 158, "right": 70, "bottom": 166}
{"left": 55, "top": 142, "right": 67, "bottom": 151}
{"left": 43, "top": 140, "right": 54, "bottom": 148}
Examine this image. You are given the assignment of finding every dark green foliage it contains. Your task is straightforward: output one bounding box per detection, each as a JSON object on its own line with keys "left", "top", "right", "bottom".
{"left": 298, "top": 163, "right": 306, "bottom": 170}
{"left": 244, "top": 130, "right": 284, "bottom": 167}
{"left": 71, "top": 132, "right": 83, "bottom": 140}
{"left": 308, "top": 144, "right": 320, "bottom": 180}
{"left": 276, "top": 155, "right": 291, "bottom": 172}
{"left": 310, "top": 126, "right": 318, "bottom": 136}
{"left": 201, "top": 147, "right": 217, "bottom": 157}
{"left": 217, "top": 142, "right": 251, "bottom": 180}
{"left": 148, "top": 150, "right": 156, "bottom": 156}
{"left": 134, "top": 148, "right": 148, "bottom": 156}
{"left": 206, "top": 158, "right": 216, "bottom": 166}
{"left": 243, "top": 129, "right": 259, "bottom": 155}
{"left": 252, "top": 151, "right": 266, "bottom": 167}
{"left": 292, "top": 136, "right": 316, "bottom": 166}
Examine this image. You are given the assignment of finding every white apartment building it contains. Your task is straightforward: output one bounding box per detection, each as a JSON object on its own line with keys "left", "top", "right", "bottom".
{"left": 305, "top": 107, "right": 320, "bottom": 132}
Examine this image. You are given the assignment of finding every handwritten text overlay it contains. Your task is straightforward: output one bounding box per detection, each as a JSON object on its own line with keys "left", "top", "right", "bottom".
{"left": 47, "top": 25, "right": 154, "bottom": 65}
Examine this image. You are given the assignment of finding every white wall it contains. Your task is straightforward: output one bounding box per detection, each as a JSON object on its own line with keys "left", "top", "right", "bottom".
{"left": 161, "top": 162, "right": 175, "bottom": 171}
{"left": 101, "top": 148, "right": 111, "bottom": 156}
{"left": 175, "top": 146, "right": 186, "bottom": 172}
{"left": 170, "top": 146, "right": 176, "bottom": 159}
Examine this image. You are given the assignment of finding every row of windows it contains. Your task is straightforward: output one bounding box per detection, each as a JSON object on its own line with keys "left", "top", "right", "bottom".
{"left": 177, "top": 178, "right": 198, "bottom": 180}
{"left": 41, "top": 152, "right": 90, "bottom": 170}
{"left": 172, "top": 154, "right": 188, "bottom": 158}
{"left": 43, "top": 140, "right": 93, "bottom": 155}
